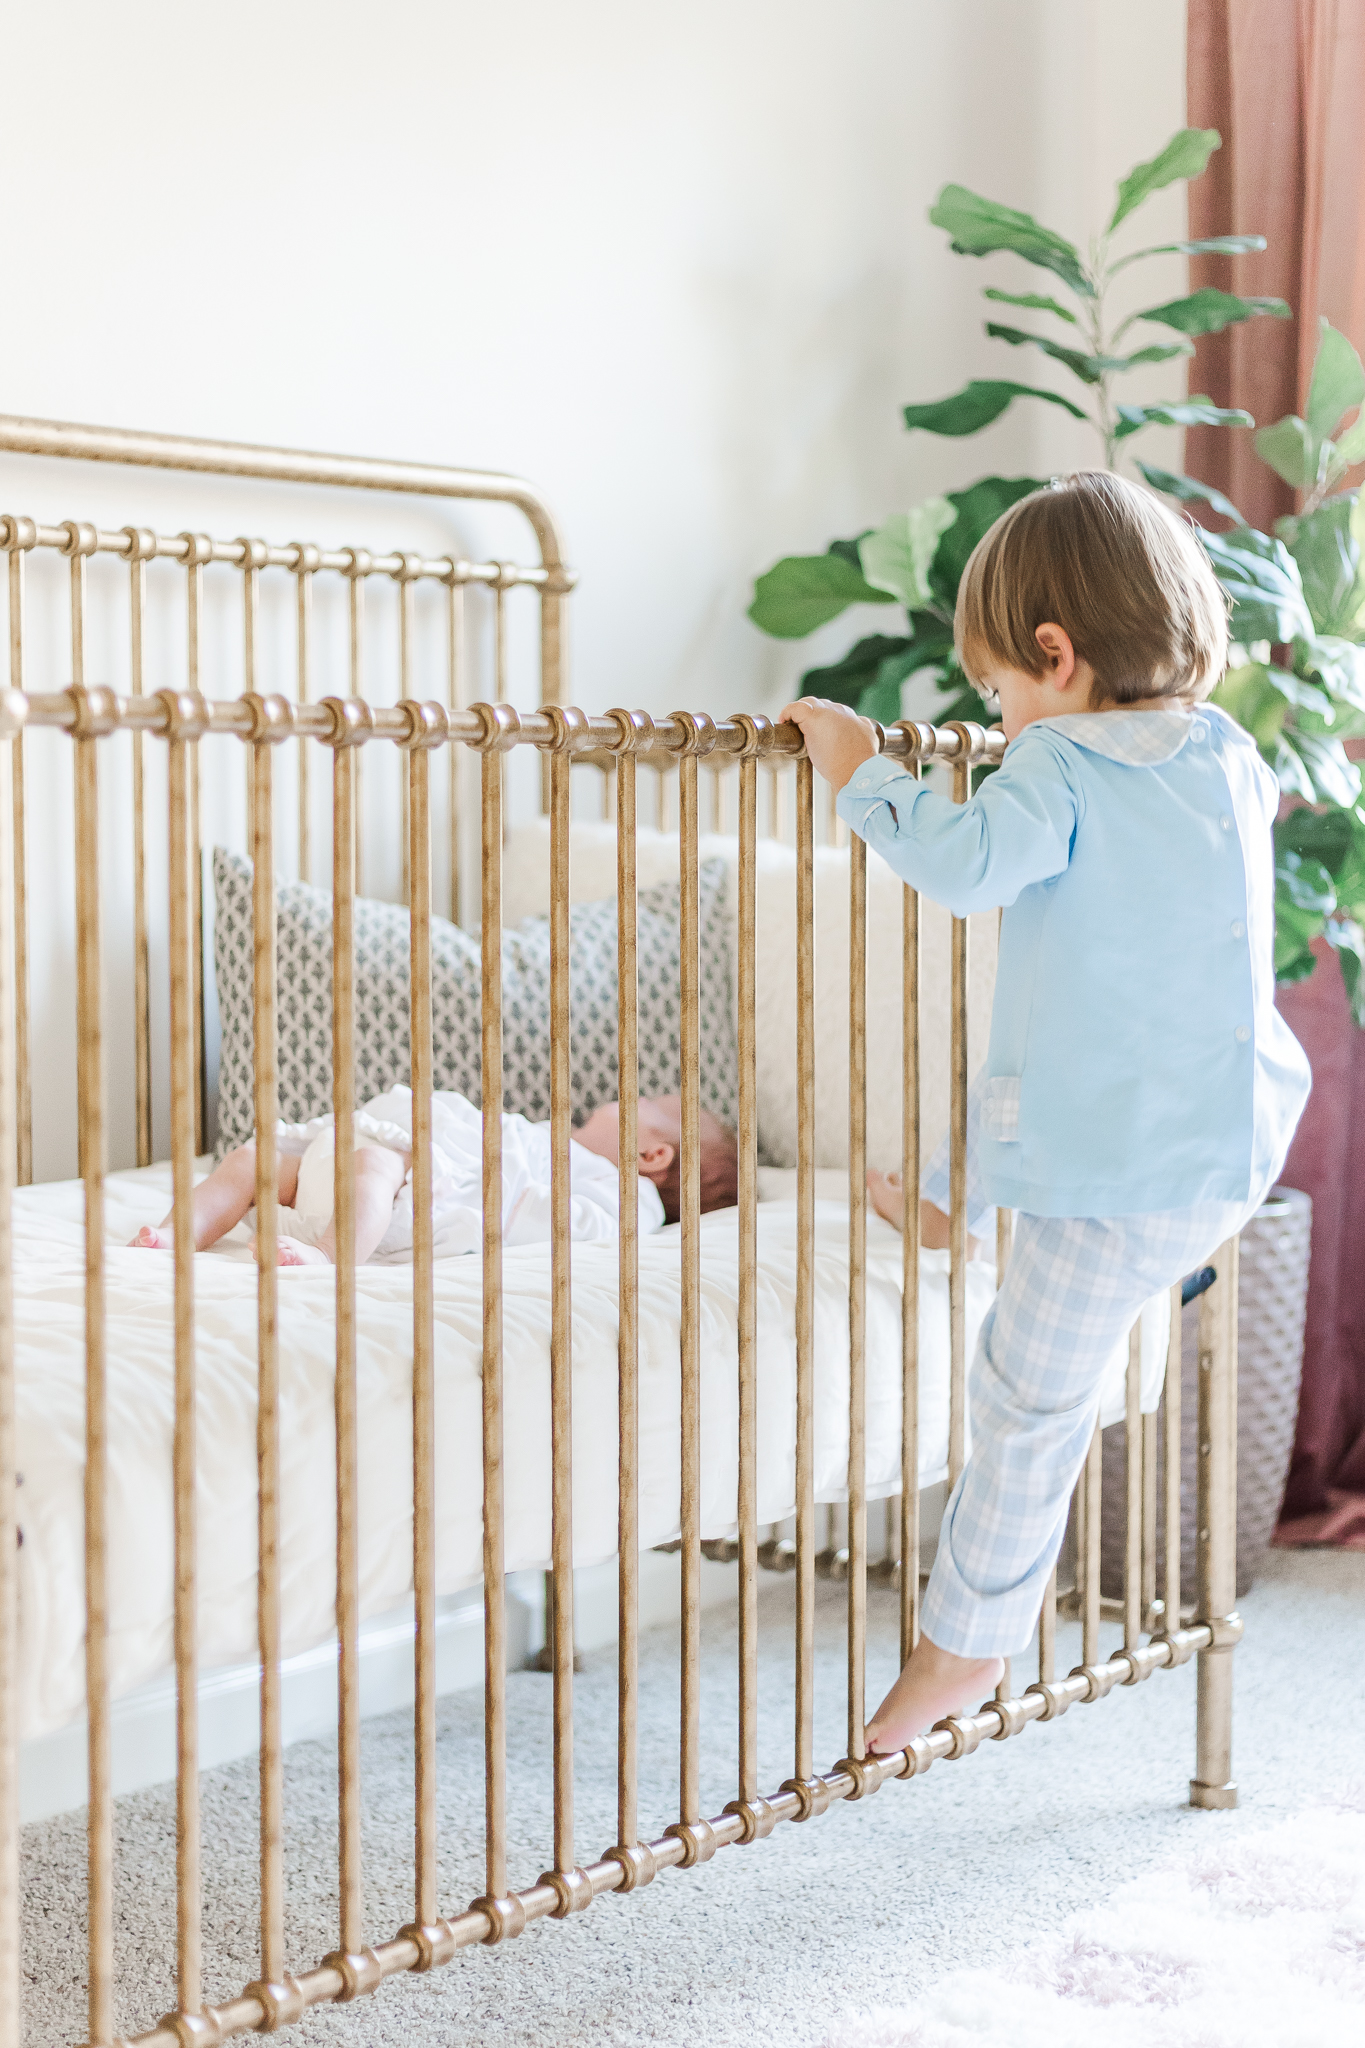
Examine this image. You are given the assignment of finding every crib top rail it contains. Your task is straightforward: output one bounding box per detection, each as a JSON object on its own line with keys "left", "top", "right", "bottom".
{"left": 0, "top": 686, "right": 1007, "bottom": 767}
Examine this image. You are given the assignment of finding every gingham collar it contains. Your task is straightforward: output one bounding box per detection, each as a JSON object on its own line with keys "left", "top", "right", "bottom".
{"left": 1030, "top": 707, "right": 1197, "bottom": 765}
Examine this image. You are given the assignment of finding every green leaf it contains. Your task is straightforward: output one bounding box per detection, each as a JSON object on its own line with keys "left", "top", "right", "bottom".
{"left": 985, "top": 322, "right": 1192, "bottom": 382}
{"left": 1266, "top": 665, "right": 1335, "bottom": 715}
{"left": 1272, "top": 736, "right": 1318, "bottom": 802}
{"left": 858, "top": 499, "right": 958, "bottom": 610}
{"left": 1306, "top": 318, "right": 1365, "bottom": 439}
{"left": 798, "top": 633, "right": 912, "bottom": 704}
{"left": 983, "top": 287, "right": 1077, "bottom": 324}
{"left": 926, "top": 475, "right": 1048, "bottom": 611}
{"left": 1114, "top": 396, "right": 1254, "bottom": 441}
{"left": 856, "top": 674, "right": 910, "bottom": 724}
{"left": 902, "top": 379, "right": 1089, "bottom": 436}
{"left": 1293, "top": 635, "right": 1365, "bottom": 717}
{"left": 1276, "top": 804, "right": 1359, "bottom": 878}
{"left": 1281, "top": 497, "right": 1362, "bottom": 637}
{"left": 1278, "top": 847, "right": 1338, "bottom": 914}
{"left": 1282, "top": 727, "right": 1364, "bottom": 806}
{"left": 1109, "top": 233, "right": 1267, "bottom": 273}
{"left": 872, "top": 631, "right": 955, "bottom": 700}
{"left": 929, "top": 183, "right": 1093, "bottom": 297}
{"left": 1202, "top": 530, "right": 1316, "bottom": 642}
{"left": 1134, "top": 287, "right": 1290, "bottom": 337}
{"left": 1255, "top": 415, "right": 1319, "bottom": 491}
{"left": 748, "top": 550, "right": 893, "bottom": 639}
{"left": 1326, "top": 918, "right": 1365, "bottom": 1022}
{"left": 1213, "top": 663, "right": 1290, "bottom": 757}
{"left": 1329, "top": 414, "right": 1365, "bottom": 468}
{"left": 1136, "top": 462, "right": 1247, "bottom": 525}
{"left": 1274, "top": 849, "right": 1337, "bottom": 983}
{"left": 826, "top": 535, "right": 870, "bottom": 571}
{"left": 1109, "top": 127, "right": 1221, "bottom": 232}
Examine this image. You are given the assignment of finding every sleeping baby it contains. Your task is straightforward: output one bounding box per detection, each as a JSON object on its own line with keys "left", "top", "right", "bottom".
{"left": 129, "top": 1087, "right": 738, "bottom": 1266}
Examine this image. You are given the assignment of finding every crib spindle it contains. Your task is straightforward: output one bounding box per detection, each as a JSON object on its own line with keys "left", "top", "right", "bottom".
{"left": 947, "top": 740, "right": 971, "bottom": 1489}
{"left": 74, "top": 695, "right": 113, "bottom": 2046}
{"left": 0, "top": 694, "right": 17, "bottom": 2048}
{"left": 790, "top": 755, "right": 816, "bottom": 1799}
{"left": 344, "top": 551, "right": 368, "bottom": 897}
{"left": 1081, "top": 1420, "right": 1103, "bottom": 1670}
{"left": 846, "top": 828, "right": 868, "bottom": 1764}
{"left": 546, "top": 732, "right": 584, "bottom": 1898}
{"left": 1163, "top": 1281, "right": 1183, "bottom": 1632}
{"left": 1125, "top": 1322, "right": 1143, "bottom": 1653}
{"left": 447, "top": 569, "right": 468, "bottom": 924}
{"left": 295, "top": 543, "right": 318, "bottom": 886}
{"left": 675, "top": 741, "right": 703, "bottom": 1844}
{"left": 396, "top": 554, "right": 419, "bottom": 906}
{"left": 408, "top": 720, "right": 439, "bottom": 1940}
{"left": 1038, "top": 1566, "right": 1057, "bottom": 1686}
{"left": 900, "top": 752, "right": 923, "bottom": 1664}
{"left": 2, "top": 530, "right": 30, "bottom": 1191}
{"left": 328, "top": 728, "right": 369, "bottom": 1981}
{"left": 127, "top": 529, "right": 155, "bottom": 1168}
{"left": 613, "top": 722, "right": 641, "bottom": 1862}
{"left": 183, "top": 534, "right": 210, "bottom": 1154}
{"left": 476, "top": 720, "right": 510, "bottom": 1916}
{"left": 247, "top": 702, "right": 286, "bottom": 1991}
{"left": 731, "top": 731, "right": 760, "bottom": 1822}
{"left": 169, "top": 711, "right": 206, "bottom": 2024}
{"left": 1142, "top": 1408, "right": 1159, "bottom": 1630}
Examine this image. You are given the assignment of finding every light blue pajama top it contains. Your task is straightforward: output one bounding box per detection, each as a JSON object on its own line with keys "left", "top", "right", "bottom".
{"left": 836, "top": 704, "right": 1311, "bottom": 1219}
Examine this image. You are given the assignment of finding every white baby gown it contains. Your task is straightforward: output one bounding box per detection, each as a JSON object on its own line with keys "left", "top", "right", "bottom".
{"left": 273, "top": 1085, "right": 666, "bottom": 1262}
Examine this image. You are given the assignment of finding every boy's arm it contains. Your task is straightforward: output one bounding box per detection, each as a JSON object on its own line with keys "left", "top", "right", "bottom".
{"left": 837, "top": 739, "right": 1079, "bottom": 915}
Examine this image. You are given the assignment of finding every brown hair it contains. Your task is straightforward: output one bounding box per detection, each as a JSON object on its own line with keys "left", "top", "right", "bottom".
{"left": 954, "top": 471, "right": 1229, "bottom": 705}
{"left": 652, "top": 1108, "right": 738, "bottom": 1224}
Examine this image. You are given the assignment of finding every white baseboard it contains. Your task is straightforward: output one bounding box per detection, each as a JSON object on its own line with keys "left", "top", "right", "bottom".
{"left": 20, "top": 1550, "right": 740, "bottom": 1824}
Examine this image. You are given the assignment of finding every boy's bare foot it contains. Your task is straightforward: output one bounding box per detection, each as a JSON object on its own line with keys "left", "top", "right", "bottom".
{"left": 129, "top": 1224, "right": 173, "bottom": 1250}
{"left": 865, "top": 1635, "right": 1005, "bottom": 1755}
{"left": 268, "top": 1235, "right": 332, "bottom": 1268}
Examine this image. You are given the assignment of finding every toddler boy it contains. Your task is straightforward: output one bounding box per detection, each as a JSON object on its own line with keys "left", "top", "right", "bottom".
{"left": 782, "top": 471, "right": 1310, "bottom": 1752}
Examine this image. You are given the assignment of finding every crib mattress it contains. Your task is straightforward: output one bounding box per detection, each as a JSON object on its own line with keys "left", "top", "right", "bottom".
{"left": 13, "top": 1162, "right": 1162, "bottom": 1741}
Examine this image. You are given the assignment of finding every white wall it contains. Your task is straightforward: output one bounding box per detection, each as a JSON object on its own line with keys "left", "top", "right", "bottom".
{"left": 0, "top": 0, "right": 1188, "bottom": 1175}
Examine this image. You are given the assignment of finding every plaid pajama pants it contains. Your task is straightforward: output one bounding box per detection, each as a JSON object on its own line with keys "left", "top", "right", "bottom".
{"left": 918, "top": 1081, "right": 1262, "bottom": 1658}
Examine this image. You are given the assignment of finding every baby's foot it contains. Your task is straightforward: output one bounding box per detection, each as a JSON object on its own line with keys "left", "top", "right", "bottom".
{"left": 866, "top": 1168, "right": 905, "bottom": 1230}
{"left": 129, "top": 1224, "right": 173, "bottom": 1250}
{"left": 272, "top": 1235, "right": 332, "bottom": 1268}
{"left": 865, "top": 1637, "right": 1005, "bottom": 1756}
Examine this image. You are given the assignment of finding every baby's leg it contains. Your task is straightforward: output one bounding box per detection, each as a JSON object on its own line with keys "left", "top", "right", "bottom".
{"left": 131, "top": 1146, "right": 300, "bottom": 1252}
{"left": 302, "top": 1145, "right": 410, "bottom": 1267}
{"left": 866, "top": 1207, "right": 1210, "bottom": 1755}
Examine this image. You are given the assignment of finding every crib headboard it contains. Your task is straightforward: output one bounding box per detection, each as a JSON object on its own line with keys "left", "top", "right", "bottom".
{"left": 0, "top": 414, "right": 575, "bottom": 1182}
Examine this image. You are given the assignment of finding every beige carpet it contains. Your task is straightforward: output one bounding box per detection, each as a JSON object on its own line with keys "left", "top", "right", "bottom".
{"left": 21, "top": 1549, "right": 1365, "bottom": 2048}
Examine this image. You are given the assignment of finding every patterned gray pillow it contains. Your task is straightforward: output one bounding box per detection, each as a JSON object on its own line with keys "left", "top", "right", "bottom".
{"left": 212, "top": 848, "right": 737, "bottom": 1154}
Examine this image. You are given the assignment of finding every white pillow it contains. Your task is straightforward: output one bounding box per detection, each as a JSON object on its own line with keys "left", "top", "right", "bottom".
{"left": 502, "top": 821, "right": 996, "bottom": 1174}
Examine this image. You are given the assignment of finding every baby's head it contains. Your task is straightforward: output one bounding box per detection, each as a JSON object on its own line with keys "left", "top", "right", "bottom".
{"left": 575, "top": 1095, "right": 738, "bottom": 1222}
{"left": 955, "top": 470, "right": 1228, "bottom": 735}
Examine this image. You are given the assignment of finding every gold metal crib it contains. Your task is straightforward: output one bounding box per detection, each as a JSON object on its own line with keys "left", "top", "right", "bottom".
{"left": 0, "top": 418, "right": 1242, "bottom": 2048}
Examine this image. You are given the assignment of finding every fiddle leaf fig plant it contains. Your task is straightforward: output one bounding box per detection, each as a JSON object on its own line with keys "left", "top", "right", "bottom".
{"left": 748, "top": 128, "right": 1280, "bottom": 735}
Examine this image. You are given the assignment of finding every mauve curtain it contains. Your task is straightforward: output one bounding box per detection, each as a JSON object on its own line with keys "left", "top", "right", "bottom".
{"left": 1187, "top": 0, "right": 1365, "bottom": 1546}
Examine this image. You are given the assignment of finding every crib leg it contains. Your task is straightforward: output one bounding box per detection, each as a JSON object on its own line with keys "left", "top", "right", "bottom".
{"left": 1190, "top": 1236, "right": 1241, "bottom": 1811}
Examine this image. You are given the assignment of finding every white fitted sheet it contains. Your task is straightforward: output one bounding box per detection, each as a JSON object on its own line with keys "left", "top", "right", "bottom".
{"left": 14, "top": 1162, "right": 1164, "bottom": 1741}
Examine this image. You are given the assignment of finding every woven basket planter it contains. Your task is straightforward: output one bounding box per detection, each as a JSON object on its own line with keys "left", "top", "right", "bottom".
{"left": 1100, "top": 1185, "right": 1311, "bottom": 1603}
